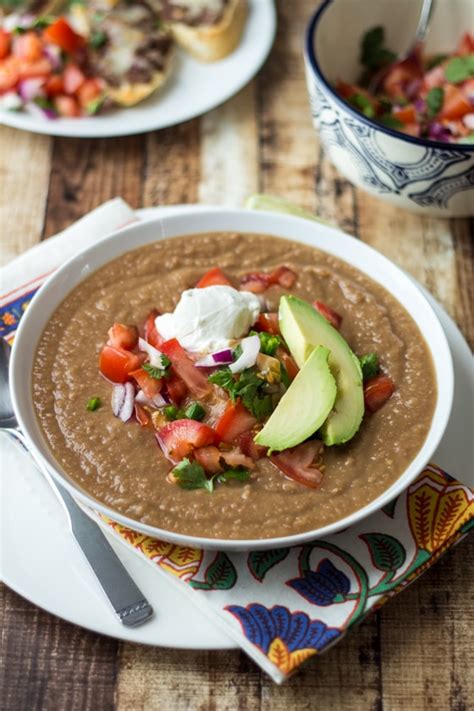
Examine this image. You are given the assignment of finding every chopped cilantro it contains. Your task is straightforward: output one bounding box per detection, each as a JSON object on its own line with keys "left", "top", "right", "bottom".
{"left": 215, "top": 468, "right": 251, "bottom": 484}
{"left": 171, "top": 458, "right": 250, "bottom": 493}
{"left": 378, "top": 114, "right": 404, "bottom": 130}
{"left": 209, "top": 367, "right": 275, "bottom": 421}
{"left": 349, "top": 93, "right": 375, "bottom": 118}
{"left": 458, "top": 134, "right": 474, "bottom": 144}
{"left": 172, "top": 458, "right": 213, "bottom": 492}
{"left": 86, "top": 396, "right": 101, "bottom": 411}
{"left": 444, "top": 55, "right": 474, "bottom": 84}
{"left": 142, "top": 358, "right": 171, "bottom": 380}
{"left": 86, "top": 96, "right": 106, "bottom": 116}
{"left": 279, "top": 362, "right": 291, "bottom": 388}
{"left": 164, "top": 405, "right": 180, "bottom": 420}
{"left": 184, "top": 402, "right": 206, "bottom": 421}
{"left": 249, "top": 330, "right": 281, "bottom": 356}
{"left": 360, "top": 26, "right": 396, "bottom": 71}
{"left": 426, "top": 54, "right": 448, "bottom": 70}
{"left": 90, "top": 30, "right": 107, "bottom": 49}
{"left": 232, "top": 343, "right": 243, "bottom": 361}
{"left": 426, "top": 87, "right": 444, "bottom": 118}
{"left": 359, "top": 353, "right": 379, "bottom": 379}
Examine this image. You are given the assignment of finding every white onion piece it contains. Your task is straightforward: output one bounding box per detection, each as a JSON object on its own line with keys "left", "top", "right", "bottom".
{"left": 135, "top": 389, "right": 167, "bottom": 408}
{"left": 229, "top": 335, "right": 260, "bottom": 373}
{"left": 111, "top": 384, "right": 125, "bottom": 416}
{"left": 256, "top": 294, "right": 268, "bottom": 312}
{"left": 43, "top": 44, "right": 62, "bottom": 70}
{"left": 463, "top": 113, "right": 474, "bottom": 131}
{"left": 138, "top": 337, "right": 165, "bottom": 367}
{"left": 111, "top": 383, "right": 135, "bottom": 422}
{"left": 0, "top": 92, "right": 23, "bottom": 111}
{"left": 119, "top": 382, "right": 135, "bottom": 422}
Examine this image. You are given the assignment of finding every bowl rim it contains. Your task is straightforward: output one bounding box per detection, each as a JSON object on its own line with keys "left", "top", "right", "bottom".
{"left": 10, "top": 206, "right": 454, "bottom": 550}
{"left": 304, "top": 0, "right": 474, "bottom": 153}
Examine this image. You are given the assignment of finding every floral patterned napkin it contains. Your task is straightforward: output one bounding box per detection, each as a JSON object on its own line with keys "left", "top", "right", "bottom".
{"left": 1, "top": 199, "right": 472, "bottom": 683}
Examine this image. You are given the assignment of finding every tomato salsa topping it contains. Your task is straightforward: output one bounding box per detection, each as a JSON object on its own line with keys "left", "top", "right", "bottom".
{"left": 94, "top": 267, "right": 395, "bottom": 493}
{"left": 336, "top": 27, "right": 474, "bottom": 144}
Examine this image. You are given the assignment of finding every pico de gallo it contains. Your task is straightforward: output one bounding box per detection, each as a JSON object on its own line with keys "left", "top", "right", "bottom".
{"left": 336, "top": 28, "right": 474, "bottom": 143}
{"left": 0, "top": 16, "right": 106, "bottom": 118}
{"left": 93, "top": 266, "right": 395, "bottom": 494}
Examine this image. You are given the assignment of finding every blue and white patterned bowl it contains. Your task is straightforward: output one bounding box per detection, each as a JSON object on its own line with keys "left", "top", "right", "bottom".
{"left": 304, "top": 0, "right": 474, "bottom": 216}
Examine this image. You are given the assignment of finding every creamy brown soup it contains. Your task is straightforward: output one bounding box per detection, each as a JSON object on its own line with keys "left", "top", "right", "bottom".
{"left": 32, "top": 233, "right": 437, "bottom": 539}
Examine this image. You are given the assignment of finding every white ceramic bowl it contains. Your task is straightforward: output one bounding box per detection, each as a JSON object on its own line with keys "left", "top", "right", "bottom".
{"left": 11, "top": 208, "right": 454, "bottom": 550}
{"left": 304, "top": 0, "right": 474, "bottom": 216}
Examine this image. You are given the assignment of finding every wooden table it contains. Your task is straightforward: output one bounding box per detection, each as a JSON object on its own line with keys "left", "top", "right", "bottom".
{"left": 1, "top": 2, "right": 473, "bottom": 708}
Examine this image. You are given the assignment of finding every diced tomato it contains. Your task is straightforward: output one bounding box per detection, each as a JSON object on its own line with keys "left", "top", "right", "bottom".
{"left": 144, "top": 309, "right": 163, "bottom": 348}
{"left": 271, "top": 441, "right": 324, "bottom": 489}
{"left": 401, "top": 123, "right": 421, "bottom": 137}
{"left": 336, "top": 79, "right": 357, "bottom": 99}
{"left": 215, "top": 400, "right": 256, "bottom": 444}
{"left": 157, "top": 419, "right": 219, "bottom": 462}
{"left": 393, "top": 104, "right": 417, "bottom": 124}
{"left": 382, "top": 59, "right": 422, "bottom": 98}
{"left": 99, "top": 345, "right": 145, "bottom": 383}
{"left": 107, "top": 322, "right": 138, "bottom": 350}
{"left": 196, "top": 267, "right": 232, "bottom": 288}
{"left": 44, "top": 18, "right": 85, "bottom": 54}
{"left": 62, "top": 63, "right": 85, "bottom": 94}
{"left": 239, "top": 430, "right": 267, "bottom": 460}
{"left": 129, "top": 368, "right": 162, "bottom": 399}
{"left": 241, "top": 266, "right": 297, "bottom": 293}
{"left": 18, "top": 58, "right": 51, "bottom": 79}
{"left": 160, "top": 338, "right": 211, "bottom": 398}
{"left": 134, "top": 403, "right": 151, "bottom": 428}
{"left": 441, "top": 85, "right": 471, "bottom": 120}
{"left": 267, "top": 266, "right": 297, "bottom": 288}
{"left": 256, "top": 312, "right": 280, "bottom": 335}
{"left": 423, "top": 64, "right": 446, "bottom": 91}
{"left": 313, "top": 300, "right": 342, "bottom": 330}
{"left": 0, "top": 29, "right": 11, "bottom": 60}
{"left": 12, "top": 32, "right": 43, "bottom": 62}
{"left": 44, "top": 73, "right": 64, "bottom": 96}
{"left": 276, "top": 347, "right": 299, "bottom": 381}
{"left": 0, "top": 64, "right": 19, "bottom": 93}
{"left": 165, "top": 374, "right": 188, "bottom": 406}
{"left": 54, "top": 94, "right": 80, "bottom": 117}
{"left": 194, "top": 446, "right": 223, "bottom": 473}
{"left": 76, "top": 77, "right": 102, "bottom": 107}
{"left": 457, "top": 32, "right": 474, "bottom": 55}
{"left": 364, "top": 375, "right": 395, "bottom": 413}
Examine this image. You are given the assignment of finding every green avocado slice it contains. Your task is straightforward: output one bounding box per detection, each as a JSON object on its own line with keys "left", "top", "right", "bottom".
{"left": 254, "top": 345, "right": 337, "bottom": 452}
{"left": 279, "top": 295, "right": 364, "bottom": 446}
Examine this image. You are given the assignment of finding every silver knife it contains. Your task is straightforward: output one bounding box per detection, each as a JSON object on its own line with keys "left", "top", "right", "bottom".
{"left": 4, "top": 428, "right": 154, "bottom": 628}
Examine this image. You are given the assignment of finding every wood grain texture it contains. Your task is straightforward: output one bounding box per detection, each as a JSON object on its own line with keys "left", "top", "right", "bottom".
{"left": 0, "top": 127, "right": 51, "bottom": 266}
{"left": 1, "top": 0, "right": 473, "bottom": 707}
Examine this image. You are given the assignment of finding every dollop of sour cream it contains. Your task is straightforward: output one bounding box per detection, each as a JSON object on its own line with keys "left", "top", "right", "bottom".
{"left": 155, "top": 285, "right": 261, "bottom": 353}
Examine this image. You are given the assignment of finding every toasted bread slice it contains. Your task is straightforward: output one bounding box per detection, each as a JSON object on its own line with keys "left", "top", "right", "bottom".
{"left": 75, "top": 1, "right": 175, "bottom": 107}
{"left": 159, "top": 0, "right": 247, "bottom": 62}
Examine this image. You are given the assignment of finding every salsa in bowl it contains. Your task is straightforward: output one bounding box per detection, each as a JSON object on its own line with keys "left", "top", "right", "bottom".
{"left": 10, "top": 208, "right": 453, "bottom": 550}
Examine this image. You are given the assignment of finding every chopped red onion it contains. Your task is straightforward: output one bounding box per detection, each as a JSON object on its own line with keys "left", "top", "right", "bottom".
{"left": 229, "top": 335, "right": 260, "bottom": 373}
{"left": 3, "top": 13, "right": 35, "bottom": 32}
{"left": 19, "top": 79, "right": 45, "bottom": 102}
{"left": 138, "top": 337, "right": 165, "bottom": 367}
{"left": 428, "top": 122, "right": 452, "bottom": 142}
{"left": 43, "top": 44, "right": 62, "bottom": 70}
{"left": 414, "top": 98, "right": 425, "bottom": 113}
{"left": 196, "top": 348, "right": 234, "bottom": 367}
{"left": 24, "top": 101, "right": 57, "bottom": 120}
{"left": 111, "top": 382, "right": 135, "bottom": 422}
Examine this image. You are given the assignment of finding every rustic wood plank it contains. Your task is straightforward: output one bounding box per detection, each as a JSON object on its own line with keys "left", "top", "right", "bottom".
{"left": 0, "top": 585, "right": 118, "bottom": 711}
{"left": 451, "top": 218, "right": 474, "bottom": 349}
{"left": 199, "top": 82, "right": 259, "bottom": 206}
{"left": 0, "top": 127, "right": 51, "bottom": 266}
{"left": 258, "top": 0, "right": 320, "bottom": 213}
{"left": 143, "top": 120, "right": 201, "bottom": 206}
{"left": 379, "top": 537, "right": 474, "bottom": 711}
{"left": 43, "top": 135, "right": 146, "bottom": 238}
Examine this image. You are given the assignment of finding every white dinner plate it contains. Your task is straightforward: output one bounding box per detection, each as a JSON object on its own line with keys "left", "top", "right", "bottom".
{"left": 0, "top": 205, "right": 472, "bottom": 650}
{"left": 0, "top": 0, "right": 275, "bottom": 138}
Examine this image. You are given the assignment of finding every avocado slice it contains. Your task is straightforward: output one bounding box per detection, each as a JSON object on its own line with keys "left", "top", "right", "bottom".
{"left": 279, "top": 295, "right": 364, "bottom": 446}
{"left": 254, "top": 345, "right": 336, "bottom": 452}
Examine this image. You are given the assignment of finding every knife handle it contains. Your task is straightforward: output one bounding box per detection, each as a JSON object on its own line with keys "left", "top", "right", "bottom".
{"left": 5, "top": 429, "right": 153, "bottom": 628}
